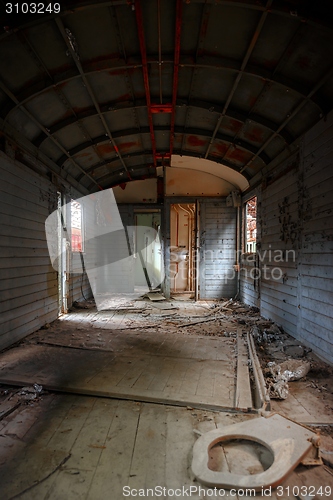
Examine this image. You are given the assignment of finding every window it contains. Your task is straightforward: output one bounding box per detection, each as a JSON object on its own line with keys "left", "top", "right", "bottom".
{"left": 245, "top": 197, "right": 257, "bottom": 253}
{"left": 71, "top": 199, "right": 83, "bottom": 252}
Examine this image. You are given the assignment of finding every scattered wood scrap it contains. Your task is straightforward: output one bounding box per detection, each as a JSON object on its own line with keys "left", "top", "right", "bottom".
{"left": 145, "top": 292, "right": 166, "bottom": 302}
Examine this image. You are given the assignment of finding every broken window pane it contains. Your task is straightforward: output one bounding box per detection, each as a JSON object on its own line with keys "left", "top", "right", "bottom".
{"left": 71, "top": 199, "right": 83, "bottom": 252}
{"left": 245, "top": 197, "right": 257, "bottom": 253}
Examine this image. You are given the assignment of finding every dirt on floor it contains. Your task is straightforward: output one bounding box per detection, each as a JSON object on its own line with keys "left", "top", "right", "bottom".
{"left": 10, "top": 297, "right": 333, "bottom": 414}
{"left": 1, "top": 297, "right": 333, "bottom": 499}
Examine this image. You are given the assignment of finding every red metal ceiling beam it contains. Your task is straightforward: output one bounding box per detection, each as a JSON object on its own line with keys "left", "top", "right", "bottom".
{"left": 134, "top": 0, "right": 156, "bottom": 168}
{"left": 170, "top": 0, "right": 183, "bottom": 158}
{"left": 151, "top": 103, "right": 172, "bottom": 113}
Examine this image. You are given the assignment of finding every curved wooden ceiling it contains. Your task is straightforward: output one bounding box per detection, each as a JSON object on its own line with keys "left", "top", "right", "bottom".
{"left": 0, "top": 0, "right": 332, "bottom": 192}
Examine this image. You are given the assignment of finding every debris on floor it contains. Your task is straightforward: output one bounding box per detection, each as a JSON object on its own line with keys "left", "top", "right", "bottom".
{"left": 17, "top": 383, "right": 43, "bottom": 401}
{"left": 266, "top": 360, "right": 311, "bottom": 382}
{"left": 70, "top": 299, "right": 96, "bottom": 310}
{"left": 0, "top": 298, "right": 333, "bottom": 498}
{"left": 0, "top": 383, "right": 46, "bottom": 422}
{"left": 264, "top": 360, "right": 311, "bottom": 400}
{"left": 3, "top": 296, "right": 333, "bottom": 420}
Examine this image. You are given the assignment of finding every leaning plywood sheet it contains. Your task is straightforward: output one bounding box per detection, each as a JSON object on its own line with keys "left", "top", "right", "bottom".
{"left": 0, "top": 334, "right": 245, "bottom": 411}
{"left": 146, "top": 292, "right": 166, "bottom": 301}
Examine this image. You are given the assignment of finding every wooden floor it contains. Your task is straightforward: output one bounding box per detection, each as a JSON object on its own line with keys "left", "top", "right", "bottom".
{"left": 0, "top": 300, "right": 257, "bottom": 411}
{"left": 1, "top": 301, "right": 333, "bottom": 499}
{"left": 0, "top": 333, "right": 238, "bottom": 411}
{"left": 1, "top": 394, "right": 332, "bottom": 500}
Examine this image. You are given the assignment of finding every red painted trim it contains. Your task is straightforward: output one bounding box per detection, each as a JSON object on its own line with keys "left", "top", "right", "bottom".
{"left": 151, "top": 103, "right": 172, "bottom": 113}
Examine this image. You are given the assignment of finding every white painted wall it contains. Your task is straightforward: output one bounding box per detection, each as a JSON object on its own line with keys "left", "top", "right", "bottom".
{"left": 165, "top": 168, "right": 236, "bottom": 196}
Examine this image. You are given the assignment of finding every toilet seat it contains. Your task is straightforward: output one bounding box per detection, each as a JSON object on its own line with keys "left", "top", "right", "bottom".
{"left": 191, "top": 413, "right": 320, "bottom": 491}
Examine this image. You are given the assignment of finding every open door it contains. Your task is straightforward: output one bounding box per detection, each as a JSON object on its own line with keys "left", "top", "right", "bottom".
{"left": 169, "top": 203, "right": 196, "bottom": 298}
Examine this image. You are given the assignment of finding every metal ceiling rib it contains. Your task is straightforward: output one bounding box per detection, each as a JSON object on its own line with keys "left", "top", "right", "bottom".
{"left": 54, "top": 16, "right": 131, "bottom": 180}
{"left": 54, "top": 125, "right": 270, "bottom": 168}
{"left": 204, "top": 0, "right": 273, "bottom": 159}
{"left": 33, "top": 102, "right": 293, "bottom": 148}
{"left": 2, "top": 57, "right": 325, "bottom": 120}
{"left": 15, "top": 30, "right": 112, "bottom": 178}
{"left": 0, "top": 0, "right": 332, "bottom": 190}
{"left": 241, "top": 64, "right": 333, "bottom": 172}
{"left": 0, "top": 77, "right": 102, "bottom": 190}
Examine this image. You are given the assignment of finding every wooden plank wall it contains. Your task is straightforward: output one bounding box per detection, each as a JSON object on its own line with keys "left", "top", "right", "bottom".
{"left": 240, "top": 111, "right": 333, "bottom": 364}
{"left": 259, "top": 162, "right": 299, "bottom": 334}
{"left": 199, "top": 200, "right": 237, "bottom": 299}
{"left": 239, "top": 259, "right": 259, "bottom": 307}
{"left": 0, "top": 153, "right": 59, "bottom": 349}
{"left": 299, "top": 113, "right": 333, "bottom": 362}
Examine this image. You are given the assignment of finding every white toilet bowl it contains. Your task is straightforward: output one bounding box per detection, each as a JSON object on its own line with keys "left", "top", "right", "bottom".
{"left": 191, "top": 413, "right": 320, "bottom": 491}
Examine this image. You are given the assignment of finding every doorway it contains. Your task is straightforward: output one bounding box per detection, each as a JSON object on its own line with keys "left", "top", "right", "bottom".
{"left": 170, "top": 203, "right": 196, "bottom": 297}
{"left": 57, "top": 192, "right": 69, "bottom": 315}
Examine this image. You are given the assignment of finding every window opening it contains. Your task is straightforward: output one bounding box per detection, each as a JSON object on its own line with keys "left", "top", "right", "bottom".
{"left": 71, "top": 199, "right": 83, "bottom": 252}
{"left": 245, "top": 197, "right": 257, "bottom": 253}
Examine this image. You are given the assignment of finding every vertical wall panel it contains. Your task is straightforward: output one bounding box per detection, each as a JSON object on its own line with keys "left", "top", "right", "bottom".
{"left": 298, "top": 114, "right": 333, "bottom": 362}
{"left": 0, "top": 152, "right": 59, "bottom": 349}
{"left": 259, "top": 162, "right": 299, "bottom": 332}
{"left": 240, "top": 111, "right": 333, "bottom": 364}
{"left": 199, "top": 200, "right": 237, "bottom": 299}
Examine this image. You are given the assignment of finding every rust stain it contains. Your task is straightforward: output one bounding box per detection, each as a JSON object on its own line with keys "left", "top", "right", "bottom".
{"left": 213, "top": 142, "right": 228, "bottom": 156}
{"left": 226, "top": 148, "right": 250, "bottom": 163}
{"left": 246, "top": 125, "right": 265, "bottom": 144}
{"left": 75, "top": 152, "right": 91, "bottom": 158}
{"left": 97, "top": 143, "right": 114, "bottom": 155}
{"left": 297, "top": 55, "right": 310, "bottom": 70}
{"left": 187, "top": 135, "right": 206, "bottom": 148}
{"left": 226, "top": 118, "right": 243, "bottom": 134}
{"left": 117, "top": 141, "right": 138, "bottom": 152}
{"left": 116, "top": 93, "right": 132, "bottom": 102}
